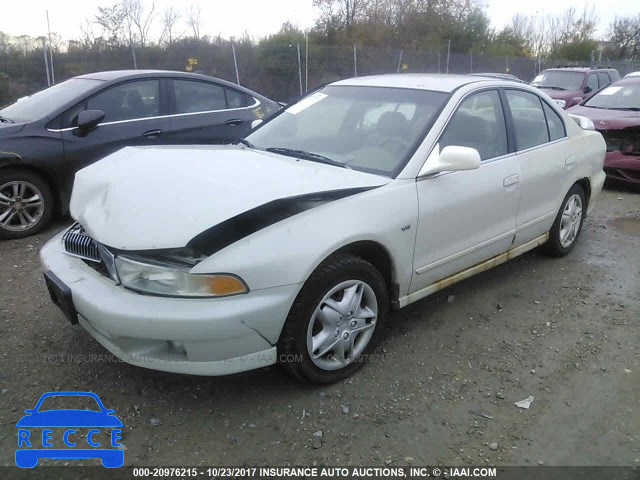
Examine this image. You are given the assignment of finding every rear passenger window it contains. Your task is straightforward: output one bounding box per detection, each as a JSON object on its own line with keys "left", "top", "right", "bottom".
{"left": 225, "top": 88, "right": 253, "bottom": 109}
{"left": 542, "top": 103, "right": 566, "bottom": 141}
{"left": 505, "top": 90, "right": 549, "bottom": 150}
{"left": 597, "top": 72, "right": 611, "bottom": 88}
{"left": 439, "top": 90, "right": 508, "bottom": 161}
{"left": 587, "top": 74, "right": 598, "bottom": 92}
{"left": 174, "top": 80, "right": 226, "bottom": 113}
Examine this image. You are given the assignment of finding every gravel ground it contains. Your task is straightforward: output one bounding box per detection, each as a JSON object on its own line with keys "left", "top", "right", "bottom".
{"left": 0, "top": 188, "right": 638, "bottom": 468}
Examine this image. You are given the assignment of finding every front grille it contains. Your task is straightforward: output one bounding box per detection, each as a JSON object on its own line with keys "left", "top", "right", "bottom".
{"left": 62, "top": 224, "right": 101, "bottom": 263}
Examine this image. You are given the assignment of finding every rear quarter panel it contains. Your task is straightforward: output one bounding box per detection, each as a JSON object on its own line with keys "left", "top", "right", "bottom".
{"left": 563, "top": 114, "right": 606, "bottom": 213}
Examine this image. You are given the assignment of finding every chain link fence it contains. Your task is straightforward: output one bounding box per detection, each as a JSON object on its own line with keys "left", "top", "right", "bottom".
{"left": 1, "top": 42, "right": 639, "bottom": 105}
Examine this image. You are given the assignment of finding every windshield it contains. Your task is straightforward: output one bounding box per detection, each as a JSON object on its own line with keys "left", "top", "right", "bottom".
{"left": 37, "top": 395, "right": 101, "bottom": 412}
{"left": 246, "top": 85, "right": 449, "bottom": 177}
{"left": 531, "top": 71, "right": 584, "bottom": 90}
{"left": 0, "top": 78, "right": 102, "bottom": 123}
{"left": 584, "top": 83, "right": 640, "bottom": 110}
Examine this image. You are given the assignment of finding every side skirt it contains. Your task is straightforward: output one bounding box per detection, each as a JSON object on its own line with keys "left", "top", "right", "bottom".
{"left": 398, "top": 233, "right": 549, "bottom": 309}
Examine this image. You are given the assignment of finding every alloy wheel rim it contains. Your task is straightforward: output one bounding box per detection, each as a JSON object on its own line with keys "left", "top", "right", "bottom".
{"left": 306, "top": 279, "right": 378, "bottom": 371}
{"left": 0, "top": 181, "right": 45, "bottom": 232}
{"left": 559, "top": 193, "right": 583, "bottom": 248}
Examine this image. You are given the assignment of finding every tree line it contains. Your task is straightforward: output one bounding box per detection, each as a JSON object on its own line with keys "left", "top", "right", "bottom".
{"left": 1, "top": 0, "right": 639, "bottom": 104}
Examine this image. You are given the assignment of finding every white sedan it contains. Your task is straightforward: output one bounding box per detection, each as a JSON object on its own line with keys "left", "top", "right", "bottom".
{"left": 41, "top": 74, "right": 606, "bottom": 384}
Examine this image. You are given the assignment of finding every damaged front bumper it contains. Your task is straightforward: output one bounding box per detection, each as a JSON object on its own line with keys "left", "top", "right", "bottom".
{"left": 604, "top": 150, "right": 640, "bottom": 186}
{"left": 40, "top": 231, "right": 300, "bottom": 376}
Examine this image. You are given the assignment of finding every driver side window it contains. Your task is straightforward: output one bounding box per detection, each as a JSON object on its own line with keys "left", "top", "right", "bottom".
{"left": 439, "top": 90, "right": 508, "bottom": 161}
{"left": 60, "top": 80, "right": 160, "bottom": 128}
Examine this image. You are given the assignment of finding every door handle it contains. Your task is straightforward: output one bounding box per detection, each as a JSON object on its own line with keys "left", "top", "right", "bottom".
{"left": 226, "top": 119, "right": 243, "bottom": 126}
{"left": 565, "top": 156, "right": 576, "bottom": 166}
{"left": 143, "top": 129, "right": 163, "bottom": 139}
{"left": 503, "top": 174, "right": 520, "bottom": 187}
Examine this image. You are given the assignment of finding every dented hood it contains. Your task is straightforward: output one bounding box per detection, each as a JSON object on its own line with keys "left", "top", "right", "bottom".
{"left": 70, "top": 145, "right": 387, "bottom": 250}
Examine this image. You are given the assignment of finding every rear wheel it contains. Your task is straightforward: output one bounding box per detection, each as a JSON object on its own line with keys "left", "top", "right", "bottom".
{"left": 541, "top": 184, "right": 586, "bottom": 257}
{"left": 0, "top": 169, "right": 54, "bottom": 240}
{"left": 279, "top": 254, "right": 389, "bottom": 384}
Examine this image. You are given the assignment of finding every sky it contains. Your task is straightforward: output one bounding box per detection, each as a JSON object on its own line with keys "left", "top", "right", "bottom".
{"left": 0, "top": 0, "right": 638, "bottom": 41}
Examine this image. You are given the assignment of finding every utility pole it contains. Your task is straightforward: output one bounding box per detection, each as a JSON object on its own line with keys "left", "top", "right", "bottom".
{"left": 305, "top": 32, "right": 309, "bottom": 92}
{"left": 296, "top": 43, "right": 302, "bottom": 96}
{"left": 131, "top": 42, "right": 138, "bottom": 69}
{"left": 231, "top": 42, "right": 240, "bottom": 85}
{"left": 446, "top": 39, "right": 451, "bottom": 74}
{"left": 353, "top": 44, "right": 358, "bottom": 77}
{"left": 42, "top": 38, "right": 51, "bottom": 86}
{"left": 397, "top": 49, "right": 403, "bottom": 74}
{"left": 46, "top": 11, "right": 55, "bottom": 84}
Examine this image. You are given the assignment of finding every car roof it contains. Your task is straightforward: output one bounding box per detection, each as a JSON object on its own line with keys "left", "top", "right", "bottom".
{"left": 615, "top": 76, "right": 640, "bottom": 85}
{"left": 73, "top": 70, "right": 271, "bottom": 100}
{"left": 469, "top": 73, "right": 523, "bottom": 81}
{"left": 36, "top": 391, "right": 102, "bottom": 401}
{"left": 332, "top": 74, "right": 489, "bottom": 93}
{"left": 542, "top": 67, "right": 616, "bottom": 73}
{"left": 75, "top": 69, "right": 215, "bottom": 81}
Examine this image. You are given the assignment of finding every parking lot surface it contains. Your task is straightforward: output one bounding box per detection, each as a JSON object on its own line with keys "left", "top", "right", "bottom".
{"left": 0, "top": 188, "right": 638, "bottom": 467}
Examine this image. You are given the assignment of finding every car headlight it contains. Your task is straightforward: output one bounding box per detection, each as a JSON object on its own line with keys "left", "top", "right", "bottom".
{"left": 114, "top": 254, "right": 249, "bottom": 298}
{"left": 554, "top": 99, "right": 567, "bottom": 108}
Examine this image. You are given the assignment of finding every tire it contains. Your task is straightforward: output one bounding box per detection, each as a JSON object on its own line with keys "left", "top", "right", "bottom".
{"left": 540, "top": 184, "right": 586, "bottom": 257}
{"left": 278, "top": 254, "right": 389, "bottom": 384}
{"left": 0, "top": 169, "right": 54, "bottom": 240}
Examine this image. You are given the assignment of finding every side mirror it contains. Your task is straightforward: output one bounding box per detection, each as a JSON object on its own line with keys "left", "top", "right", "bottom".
{"left": 419, "top": 145, "right": 481, "bottom": 177}
{"left": 251, "top": 119, "right": 263, "bottom": 129}
{"left": 76, "top": 110, "right": 105, "bottom": 132}
{"left": 571, "top": 97, "right": 583, "bottom": 106}
{"left": 583, "top": 86, "right": 592, "bottom": 94}
{"left": 24, "top": 409, "right": 34, "bottom": 414}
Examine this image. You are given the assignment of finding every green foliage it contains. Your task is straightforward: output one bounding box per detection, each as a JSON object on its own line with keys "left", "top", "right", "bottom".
{"left": 556, "top": 39, "right": 598, "bottom": 62}
{"left": 605, "top": 15, "right": 640, "bottom": 60}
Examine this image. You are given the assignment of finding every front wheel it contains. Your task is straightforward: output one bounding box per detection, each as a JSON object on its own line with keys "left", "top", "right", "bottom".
{"left": 278, "top": 254, "right": 389, "bottom": 384}
{"left": 0, "top": 169, "right": 54, "bottom": 240}
{"left": 541, "top": 184, "right": 586, "bottom": 257}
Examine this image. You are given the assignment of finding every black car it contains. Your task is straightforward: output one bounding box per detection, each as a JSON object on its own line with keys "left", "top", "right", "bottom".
{"left": 0, "top": 70, "right": 280, "bottom": 239}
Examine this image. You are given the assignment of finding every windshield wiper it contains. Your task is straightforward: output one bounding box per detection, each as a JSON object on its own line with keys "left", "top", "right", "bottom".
{"left": 608, "top": 107, "right": 640, "bottom": 111}
{"left": 0, "top": 115, "right": 14, "bottom": 123}
{"left": 539, "top": 86, "right": 567, "bottom": 91}
{"left": 233, "top": 138, "right": 255, "bottom": 148}
{"left": 266, "top": 147, "right": 349, "bottom": 169}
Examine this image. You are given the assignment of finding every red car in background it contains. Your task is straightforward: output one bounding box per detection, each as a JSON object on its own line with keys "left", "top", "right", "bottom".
{"left": 567, "top": 77, "right": 640, "bottom": 188}
{"left": 531, "top": 67, "right": 620, "bottom": 109}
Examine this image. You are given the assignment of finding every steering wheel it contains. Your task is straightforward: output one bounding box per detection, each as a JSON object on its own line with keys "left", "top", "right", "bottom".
{"left": 379, "top": 137, "right": 410, "bottom": 155}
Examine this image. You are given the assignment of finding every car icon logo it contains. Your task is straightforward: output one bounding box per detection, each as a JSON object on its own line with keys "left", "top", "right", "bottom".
{"left": 15, "top": 391, "right": 124, "bottom": 468}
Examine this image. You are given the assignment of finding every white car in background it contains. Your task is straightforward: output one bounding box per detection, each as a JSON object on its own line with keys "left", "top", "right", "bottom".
{"left": 41, "top": 74, "right": 606, "bottom": 384}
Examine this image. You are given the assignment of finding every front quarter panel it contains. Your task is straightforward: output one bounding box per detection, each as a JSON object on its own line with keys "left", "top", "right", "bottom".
{"left": 191, "top": 180, "right": 418, "bottom": 297}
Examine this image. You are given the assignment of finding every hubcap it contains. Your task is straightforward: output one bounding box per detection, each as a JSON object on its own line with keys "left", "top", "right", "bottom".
{"left": 559, "top": 193, "right": 583, "bottom": 248}
{"left": 306, "top": 280, "right": 378, "bottom": 371}
{"left": 0, "top": 181, "right": 45, "bottom": 232}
